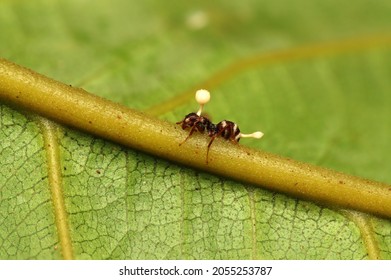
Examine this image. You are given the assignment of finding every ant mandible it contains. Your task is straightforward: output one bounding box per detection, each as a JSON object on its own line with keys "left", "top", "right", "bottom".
{"left": 176, "top": 89, "right": 264, "bottom": 163}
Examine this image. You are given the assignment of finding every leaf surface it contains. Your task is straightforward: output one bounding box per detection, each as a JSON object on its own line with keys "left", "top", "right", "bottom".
{"left": 1, "top": 0, "right": 391, "bottom": 259}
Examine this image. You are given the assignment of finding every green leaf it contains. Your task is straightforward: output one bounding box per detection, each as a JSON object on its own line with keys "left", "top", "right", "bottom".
{"left": 1, "top": 0, "right": 391, "bottom": 259}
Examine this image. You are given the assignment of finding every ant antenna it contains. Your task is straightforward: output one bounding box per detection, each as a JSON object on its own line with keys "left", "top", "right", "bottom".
{"left": 239, "top": 131, "right": 264, "bottom": 139}
{"left": 195, "top": 89, "right": 210, "bottom": 116}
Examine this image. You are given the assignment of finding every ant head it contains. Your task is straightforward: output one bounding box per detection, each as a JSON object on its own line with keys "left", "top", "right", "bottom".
{"left": 195, "top": 89, "right": 210, "bottom": 116}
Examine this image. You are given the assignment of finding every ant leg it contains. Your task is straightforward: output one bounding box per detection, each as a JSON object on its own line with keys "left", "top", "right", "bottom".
{"left": 179, "top": 125, "right": 198, "bottom": 145}
{"left": 206, "top": 136, "right": 217, "bottom": 164}
{"left": 179, "top": 122, "right": 204, "bottom": 146}
{"left": 206, "top": 128, "right": 226, "bottom": 164}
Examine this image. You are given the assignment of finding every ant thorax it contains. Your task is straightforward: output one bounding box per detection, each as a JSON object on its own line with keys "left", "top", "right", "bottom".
{"left": 177, "top": 112, "right": 215, "bottom": 135}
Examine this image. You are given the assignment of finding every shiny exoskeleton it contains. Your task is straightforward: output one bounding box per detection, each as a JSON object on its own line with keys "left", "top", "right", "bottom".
{"left": 176, "top": 113, "right": 216, "bottom": 143}
{"left": 177, "top": 113, "right": 241, "bottom": 163}
{"left": 208, "top": 120, "right": 240, "bottom": 146}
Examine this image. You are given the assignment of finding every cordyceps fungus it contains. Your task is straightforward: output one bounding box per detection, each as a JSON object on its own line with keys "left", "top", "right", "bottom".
{"left": 176, "top": 89, "right": 264, "bottom": 163}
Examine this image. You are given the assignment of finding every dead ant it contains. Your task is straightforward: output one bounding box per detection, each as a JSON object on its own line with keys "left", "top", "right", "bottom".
{"left": 177, "top": 89, "right": 263, "bottom": 163}
{"left": 176, "top": 112, "right": 216, "bottom": 145}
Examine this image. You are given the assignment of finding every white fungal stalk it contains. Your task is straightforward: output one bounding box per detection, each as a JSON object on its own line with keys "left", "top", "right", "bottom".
{"left": 195, "top": 89, "right": 210, "bottom": 116}
{"left": 239, "top": 131, "right": 264, "bottom": 139}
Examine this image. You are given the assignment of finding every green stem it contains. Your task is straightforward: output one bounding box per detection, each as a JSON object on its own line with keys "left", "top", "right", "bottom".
{"left": 1, "top": 58, "right": 391, "bottom": 218}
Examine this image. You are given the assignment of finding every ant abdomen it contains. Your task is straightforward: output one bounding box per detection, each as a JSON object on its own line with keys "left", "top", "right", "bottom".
{"left": 215, "top": 120, "right": 241, "bottom": 142}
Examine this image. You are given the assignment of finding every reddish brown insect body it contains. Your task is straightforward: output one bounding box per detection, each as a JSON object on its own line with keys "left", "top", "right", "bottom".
{"left": 177, "top": 114, "right": 242, "bottom": 163}
{"left": 206, "top": 120, "right": 241, "bottom": 162}
{"left": 176, "top": 89, "right": 263, "bottom": 164}
{"left": 176, "top": 112, "right": 216, "bottom": 145}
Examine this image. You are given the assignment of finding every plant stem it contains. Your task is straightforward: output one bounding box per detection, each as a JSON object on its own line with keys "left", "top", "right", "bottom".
{"left": 1, "top": 58, "right": 391, "bottom": 218}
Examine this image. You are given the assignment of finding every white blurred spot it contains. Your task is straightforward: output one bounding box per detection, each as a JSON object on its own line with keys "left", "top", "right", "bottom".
{"left": 186, "top": 10, "right": 209, "bottom": 30}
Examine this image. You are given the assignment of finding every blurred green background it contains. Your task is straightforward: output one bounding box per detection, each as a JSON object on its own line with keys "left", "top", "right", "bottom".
{"left": 1, "top": 0, "right": 391, "bottom": 259}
